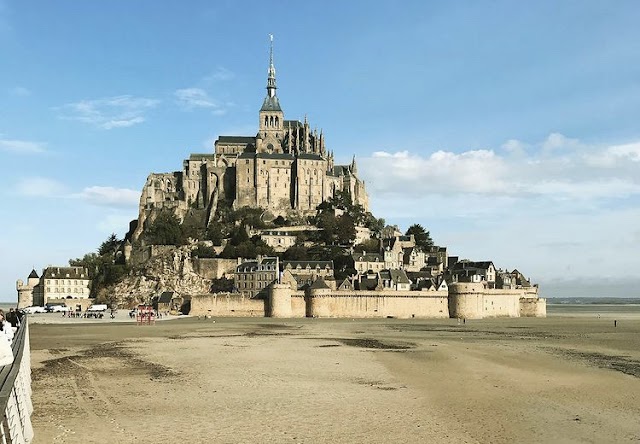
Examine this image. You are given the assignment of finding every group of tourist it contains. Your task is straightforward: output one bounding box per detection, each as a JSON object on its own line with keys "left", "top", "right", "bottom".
{"left": 0, "top": 308, "right": 23, "bottom": 366}
{"left": 60, "top": 310, "right": 106, "bottom": 319}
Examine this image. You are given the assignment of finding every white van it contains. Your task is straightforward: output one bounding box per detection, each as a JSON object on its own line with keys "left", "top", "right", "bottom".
{"left": 87, "top": 304, "right": 108, "bottom": 312}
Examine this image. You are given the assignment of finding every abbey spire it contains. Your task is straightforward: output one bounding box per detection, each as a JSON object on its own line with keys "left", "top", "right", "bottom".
{"left": 260, "top": 34, "right": 282, "bottom": 113}
{"left": 258, "top": 34, "right": 284, "bottom": 153}
{"left": 266, "top": 34, "right": 277, "bottom": 98}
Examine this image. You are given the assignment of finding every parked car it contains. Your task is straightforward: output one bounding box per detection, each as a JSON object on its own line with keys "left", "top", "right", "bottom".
{"left": 45, "top": 303, "right": 70, "bottom": 313}
{"left": 23, "top": 306, "right": 46, "bottom": 314}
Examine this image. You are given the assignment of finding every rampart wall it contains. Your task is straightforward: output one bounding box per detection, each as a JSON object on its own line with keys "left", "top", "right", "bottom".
{"left": 190, "top": 293, "right": 264, "bottom": 317}
{"left": 448, "top": 283, "right": 544, "bottom": 319}
{"left": 305, "top": 289, "right": 449, "bottom": 319}
{"left": 520, "top": 297, "right": 547, "bottom": 317}
{"left": 189, "top": 283, "right": 546, "bottom": 319}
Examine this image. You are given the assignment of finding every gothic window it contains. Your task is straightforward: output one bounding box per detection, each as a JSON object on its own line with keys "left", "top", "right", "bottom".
{"left": 264, "top": 116, "right": 268, "bottom": 127}
{"left": 275, "top": 116, "right": 279, "bottom": 128}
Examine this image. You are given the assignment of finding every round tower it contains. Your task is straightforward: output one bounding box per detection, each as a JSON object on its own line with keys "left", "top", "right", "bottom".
{"left": 448, "top": 282, "right": 485, "bottom": 320}
{"left": 307, "top": 280, "right": 333, "bottom": 318}
{"left": 268, "top": 283, "right": 292, "bottom": 318}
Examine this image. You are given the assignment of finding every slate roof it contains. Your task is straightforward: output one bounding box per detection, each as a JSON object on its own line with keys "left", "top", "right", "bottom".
{"left": 309, "top": 278, "right": 330, "bottom": 290}
{"left": 282, "top": 260, "right": 333, "bottom": 270}
{"left": 217, "top": 136, "right": 256, "bottom": 144}
{"left": 42, "top": 267, "right": 89, "bottom": 280}
{"left": 451, "top": 260, "right": 494, "bottom": 270}
{"left": 256, "top": 152, "right": 294, "bottom": 160}
{"left": 28, "top": 269, "right": 39, "bottom": 279}
{"left": 297, "top": 153, "right": 324, "bottom": 161}
{"left": 329, "top": 165, "right": 350, "bottom": 177}
{"left": 390, "top": 269, "right": 411, "bottom": 285}
{"left": 284, "top": 120, "right": 302, "bottom": 129}
{"left": 189, "top": 153, "right": 216, "bottom": 160}
{"left": 352, "top": 252, "right": 383, "bottom": 262}
{"left": 358, "top": 277, "right": 378, "bottom": 291}
{"left": 158, "top": 291, "right": 174, "bottom": 304}
{"left": 260, "top": 96, "right": 282, "bottom": 112}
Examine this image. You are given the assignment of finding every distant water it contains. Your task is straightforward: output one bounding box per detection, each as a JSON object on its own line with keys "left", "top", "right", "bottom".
{"left": 547, "top": 304, "right": 640, "bottom": 319}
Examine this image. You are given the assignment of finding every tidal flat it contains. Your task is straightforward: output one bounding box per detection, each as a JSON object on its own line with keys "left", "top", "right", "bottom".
{"left": 29, "top": 308, "right": 640, "bottom": 443}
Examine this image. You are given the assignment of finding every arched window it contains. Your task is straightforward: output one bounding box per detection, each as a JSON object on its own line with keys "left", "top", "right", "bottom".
{"left": 265, "top": 116, "right": 268, "bottom": 127}
{"left": 275, "top": 116, "right": 279, "bottom": 128}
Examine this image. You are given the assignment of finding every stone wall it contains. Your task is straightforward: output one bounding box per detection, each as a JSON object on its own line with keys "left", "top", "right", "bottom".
{"left": 189, "top": 283, "right": 546, "bottom": 319}
{"left": 192, "top": 258, "right": 238, "bottom": 279}
{"left": 291, "top": 292, "right": 306, "bottom": 318}
{"left": 305, "top": 289, "right": 449, "bottom": 319}
{"left": 448, "top": 283, "right": 545, "bottom": 319}
{"left": 190, "top": 293, "right": 264, "bottom": 317}
{"left": 520, "top": 297, "right": 547, "bottom": 317}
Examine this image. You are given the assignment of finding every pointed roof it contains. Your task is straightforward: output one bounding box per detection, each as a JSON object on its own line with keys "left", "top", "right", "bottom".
{"left": 261, "top": 34, "right": 282, "bottom": 112}
{"left": 309, "top": 278, "right": 330, "bottom": 290}
{"left": 28, "top": 269, "right": 39, "bottom": 279}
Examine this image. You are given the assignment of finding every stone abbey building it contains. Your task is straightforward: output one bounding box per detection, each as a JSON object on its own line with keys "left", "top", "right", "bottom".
{"left": 134, "top": 38, "right": 368, "bottom": 238}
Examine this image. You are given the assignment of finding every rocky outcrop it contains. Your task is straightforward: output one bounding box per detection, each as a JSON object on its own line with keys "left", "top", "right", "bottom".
{"left": 113, "top": 245, "right": 212, "bottom": 307}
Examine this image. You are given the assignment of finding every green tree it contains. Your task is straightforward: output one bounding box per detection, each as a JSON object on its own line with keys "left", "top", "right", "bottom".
{"left": 203, "top": 221, "right": 224, "bottom": 246}
{"left": 210, "top": 277, "right": 234, "bottom": 293}
{"left": 273, "top": 215, "right": 287, "bottom": 227}
{"left": 192, "top": 244, "right": 217, "bottom": 258}
{"left": 145, "top": 211, "right": 185, "bottom": 245}
{"left": 335, "top": 214, "right": 356, "bottom": 245}
{"left": 283, "top": 245, "right": 309, "bottom": 261}
{"left": 354, "top": 238, "right": 380, "bottom": 253}
{"left": 98, "top": 233, "right": 120, "bottom": 256}
{"left": 405, "top": 224, "right": 434, "bottom": 250}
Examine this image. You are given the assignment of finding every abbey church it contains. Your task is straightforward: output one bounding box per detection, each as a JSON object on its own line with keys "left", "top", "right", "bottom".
{"left": 134, "top": 38, "right": 369, "bottom": 236}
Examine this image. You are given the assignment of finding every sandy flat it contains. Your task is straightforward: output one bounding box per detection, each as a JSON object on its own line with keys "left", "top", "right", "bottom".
{"left": 28, "top": 311, "right": 640, "bottom": 443}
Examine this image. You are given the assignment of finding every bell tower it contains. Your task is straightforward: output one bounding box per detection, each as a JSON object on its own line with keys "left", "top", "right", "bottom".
{"left": 258, "top": 34, "right": 285, "bottom": 153}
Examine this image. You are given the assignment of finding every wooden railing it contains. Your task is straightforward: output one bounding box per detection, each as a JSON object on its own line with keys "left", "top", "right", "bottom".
{"left": 0, "top": 319, "right": 33, "bottom": 443}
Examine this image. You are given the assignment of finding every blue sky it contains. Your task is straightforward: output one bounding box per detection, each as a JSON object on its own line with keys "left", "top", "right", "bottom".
{"left": 2, "top": 0, "right": 640, "bottom": 300}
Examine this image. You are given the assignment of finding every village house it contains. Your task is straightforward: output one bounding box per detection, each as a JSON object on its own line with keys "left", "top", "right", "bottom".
{"left": 352, "top": 251, "right": 385, "bottom": 274}
{"left": 234, "top": 256, "right": 279, "bottom": 298}
{"left": 449, "top": 260, "right": 497, "bottom": 288}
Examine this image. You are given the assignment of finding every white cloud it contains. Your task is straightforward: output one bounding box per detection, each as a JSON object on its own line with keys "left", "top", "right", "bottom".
{"left": 15, "top": 177, "right": 67, "bottom": 197}
{"left": 360, "top": 133, "right": 640, "bottom": 201}
{"left": 0, "top": 138, "right": 46, "bottom": 154}
{"left": 204, "top": 67, "right": 235, "bottom": 82}
{"left": 56, "top": 95, "right": 160, "bottom": 129}
{"left": 14, "top": 178, "right": 139, "bottom": 209}
{"left": 8, "top": 86, "right": 31, "bottom": 96}
{"left": 361, "top": 133, "right": 640, "bottom": 287}
{"left": 81, "top": 186, "right": 140, "bottom": 207}
{"left": 75, "top": 186, "right": 140, "bottom": 208}
{"left": 174, "top": 88, "right": 217, "bottom": 109}
{"left": 584, "top": 141, "right": 640, "bottom": 167}
{"left": 541, "top": 132, "right": 581, "bottom": 153}
{"left": 364, "top": 148, "right": 508, "bottom": 196}
{"left": 174, "top": 87, "right": 231, "bottom": 115}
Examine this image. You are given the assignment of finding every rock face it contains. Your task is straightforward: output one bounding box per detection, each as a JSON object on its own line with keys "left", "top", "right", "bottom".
{"left": 113, "top": 245, "right": 212, "bottom": 307}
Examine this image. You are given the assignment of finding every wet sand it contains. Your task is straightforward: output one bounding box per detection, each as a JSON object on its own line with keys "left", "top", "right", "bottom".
{"left": 29, "top": 309, "right": 640, "bottom": 443}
